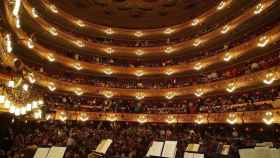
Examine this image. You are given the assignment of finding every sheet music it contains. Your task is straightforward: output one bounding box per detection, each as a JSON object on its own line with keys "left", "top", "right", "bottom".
{"left": 193, "top": 153, "right": 204, "bottom": 158}
{"left": 184, "top": 152, "right": 194, "bottom": 158}
{"left": 186, "top": 144, "right": 200, "bottom": 152}
{"left": 221, "top": 145, "right": 230, "bottom": 155}
{"left": 146, "top": 141, "right": 164, "bottom": 157}
{"left": 33, "top": 148, "right": 50, "bottom": 158}
{"left": 162, "top": 141, "right": 177, "bottom": 158}
{"left": 95, "top": 139, "right": 112, "bottom": 154}
{"left": 46, "top": 147, "right": 66, "bottom": 158}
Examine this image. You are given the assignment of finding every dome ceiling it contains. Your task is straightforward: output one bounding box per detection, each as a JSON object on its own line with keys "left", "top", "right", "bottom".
{"left": 47, "top": 0, "right": 220, "bottom": 29}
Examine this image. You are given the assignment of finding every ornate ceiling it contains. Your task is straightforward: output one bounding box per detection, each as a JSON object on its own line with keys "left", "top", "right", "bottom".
{"left": 46, "top": 0, "right": 220, "bottom": 29}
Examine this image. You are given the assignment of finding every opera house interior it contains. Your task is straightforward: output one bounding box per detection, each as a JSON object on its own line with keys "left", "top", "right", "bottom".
{"left": 1, "top": 0, "right": 280, "bottom": 157}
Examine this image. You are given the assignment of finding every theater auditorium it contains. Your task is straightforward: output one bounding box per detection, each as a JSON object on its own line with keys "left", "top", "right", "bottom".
{"left": 0, "top": 0, "right": 280, "bottom": 157}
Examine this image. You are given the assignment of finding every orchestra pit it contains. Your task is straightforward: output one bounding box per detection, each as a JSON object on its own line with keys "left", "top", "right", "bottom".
{"left": 1, "top": 0, "right": 280, "bottom": 157}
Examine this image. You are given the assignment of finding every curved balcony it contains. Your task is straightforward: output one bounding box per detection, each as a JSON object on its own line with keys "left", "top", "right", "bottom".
{"left": 5, "top": 11, "right": 280, "bottom": 76}
{"left": 38, "top": 0, "right": 231, "bottom": 38}
{"left": 10, "top": 0, "right": 276, "bottom": 58}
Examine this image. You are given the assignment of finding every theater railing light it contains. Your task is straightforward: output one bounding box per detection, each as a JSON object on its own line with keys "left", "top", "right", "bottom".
{"left": 163, "top": 28, "right": 175, "bottom": 34}
{"left": 134, "top": 31, "right": 143, "bottom": 37}
{"left": 31, "top": 8, "right": 38, "bottom": 18}
{"left": 226, "top": 113, "right": 237, "bottom": 125}
{"left": 75, "top": 20, "right": 85, "bottom": 27}
{"left": 104, "top": 28, "right": 114, "bottom": 35}
{"left": 165, "top": 92, "right": 176, "bottom": 100}
{"left": 105, "top": 47, "right": 114, "bottom": 54}
{"left": 263, "top": 111, "right": 274, "bottom": 125}
{"left": 164, "top": 47, "right": 174, "bottom": 54}
{"left": 194, "top": 89, "right": 204, "bottom": 97}
{"left": 48, "top": 82, "right": 56, "bottom": 91}
{"left": 263, "top": 73, "right": 275, "bottom": 85}
{"left": 103, "top": 68, "right": 113, "bottom": 75}
{"left": 74, "top": 88, "right": 84, "bottom": 96}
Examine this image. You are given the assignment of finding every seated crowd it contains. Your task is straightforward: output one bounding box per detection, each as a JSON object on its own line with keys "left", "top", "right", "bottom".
{"left": 2, "top": 121, "right": 280, "bottom": 158}
{"left": 26, "top": 49, "right": 280, "bottom": 89}
{"left": 44, "top": 86, "right": 279, "bottom": 114}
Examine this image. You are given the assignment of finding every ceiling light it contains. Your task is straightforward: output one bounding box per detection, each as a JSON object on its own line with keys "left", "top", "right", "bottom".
{"left": 49, "top": 4, "right": 58, "bottom": 13}
{"left": 191, "top": 18, "right": 200, "bottom": 26}
{"left": 134, "top": 31, "right": 143, "bottom": 37}
{"left": 74, "top": 88, "right": 83, "bottom": 96}
{"left": 34, "top": 110, "right": 42, "bottom": 119}
{"left": 226, "top": 82, "right": 236, "bottom": 93}
{"left": 135, "top": 70, "right": 144, "bottom": 77}
{"left": 194, "top": 62, "right": 203, "bottom": 71}
{"left": 31, "top": 8, "right": 38, "bottom": 18}
{"left": 194, "top": 89, "right": 204, "bottom": 97}
{"left": 49, "top": 27, "right": 58, "bottom": 36}
{"left": 74, "top": 40, "right": 85, "bottom": 47}
{"left": 104, "top": 28, "right": 114, "bottom": 35}
{"left": 102, "top": 91, "right": 113, "bottom": 98}
{"left": 165, "top": 92, "right": 176, "bottom": 100}
{"left": 221, "top": 25, "right": 230, "bottom": 34}
{"left": 26, "top": 103, "right": 32, "bottom": 111}
{"left": 135, "top": 92, "right": 145, "bottom": 100}
{"left": 73, "top": 63, "right": 82, "bottom": 70}
{"left": 103, "top": 68, "right": 113, "bottom": 75}
{"left": 163, "top": 28, "right": 175, "bottom": 34}
{"left": 105, "top": 47, "right": 114, "bottom": 54}
{"left": 27, "top": 38, "right": 34, "bottom": 49}
{"left": 9, "top": 105, "right": 16, "bottom": 114}
{"left": 193, "top": 39, "right": 201, "bottom": 47}
{"left": 135, "top": 49, "right": 145, "bottom": 56}
{"left": 75, "top": 20, "right": 85, "bottom": 27}
{"left": 263, "top": 73, "right": 275, "bottom": 85}
{"left": 164, "top": 47, "right": 174, "bottom": 54}
{"left": 254, "top": 3, "right": 264, "bottom": 15}
{"left": 257, "top": 36, "right": 269, "bottom": 47}
{"left": 38, "top": 100, "right": 44, "bottom": 105}
{"left": 48, "top": 82, "right": 56, "bottom": 91}
{"left": 32, "top": 101, "right": 38, "bottom": 109}
{"left": 47, "top": 54, "right": 55, "bottom": 62}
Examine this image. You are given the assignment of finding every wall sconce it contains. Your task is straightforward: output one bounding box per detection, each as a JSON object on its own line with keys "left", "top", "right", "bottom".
{"left": 27, "top": 38, "right": 34, "bottom": 49}
{"left": 194, "top": 89, "right": 204, "bottom": 97}
{"left": 194, "top": 115, "right": 206, "bottom": 124}
{"left": 263, "top": 73, "right": 275, "bottom": 85}
{"left": 4, "top": 34, "right": 13, "bottom": 53}
{"left": 193, "top": 39, "right": 202, "bottom": 47}
{"left": 105, "top": 47, "right": 114, "bottom": 54}
{"left": 194, "top": 62, "right": 203, "bottom": 71}
{"left": 59, "top": 112, "right": 67, "bottom": 122}
{"left": 75, "top": 20, "right": 85, "bottom": 27}
{"left": 74, "top": 88, "right": 83, "bottom": 96}
{"left": 164, "top": 47, "right": 174, "bottom": 54}
{"left": 49, "top": 27, "right": 58, "bottom": 36}
{"left": 107, "top": 114, "right": 117, "bottom": 122}
{"left": 47, "top": 54, "right": 55, "bottom": 62}
{"left": 104, "top": 28, "right": 114, "bottom": 35}
{"left": 31, "top": 8, "right": 38, "bottom": 18}
{"left": 257, "top": 36, "right": 270, "bottom": 47}
{"left": 135, "top": 70, "right": 144, "bottom": 77}
{"left": 165, "top": 92, "right": 176, "bottom": 100}
{"left": 254, "top": 3, "right": 264, "bottom": 15}
{"left": 226, "top": 82, "right": 237, "bottom": 93}
{"left": 165, "top": 69, "right": 174, "bottom": 76}
{"left": 166, "top": 115, "right": 177, "bottom": 124}
{"left": 221, "top": 25, "right": 230, "bottom": 34}
{"left": 135, "top": 92, "right": 145, "bottom": 100}
{"left": 134, "top": 31, "right": 143, "bottom": 37}
{"left": 191, "top": 18, "right": 200, "bottom": 26}
{"left": 49, "top": 4, "right": 58, "bottom": 13}
{"left": 164, "top": 28, "right": 175, "bottom": 34}
{"left": 79, "top": 113, "right": 89, "bottom": 122}
{"left": 217, "top": 1, "right": 226, "bottom": 10}
{"left": 73, "top": 63, "right": 82, "bottom": 70}
{"left": 227, "top": 113, "right": 237, "bottom": 125}
{"left": 48, "top": 82, "right": 56, "bottom": 91}
{"left": 102, "top": 91, "right": 113, "bottom": 98}
{"left": 137, "top": 115, "right": 148, "bottom": 124}
{"left": 263, "top": 111, "right": 274, "bottom": 125}
{"left": 135, "top": 49, "right": 145, "bottom": 56}
{"left": 74, "top": 40, "right": 85, "bottom": 48}
{"left": 223, "top": 52, "right": 232, "bottom": 62}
